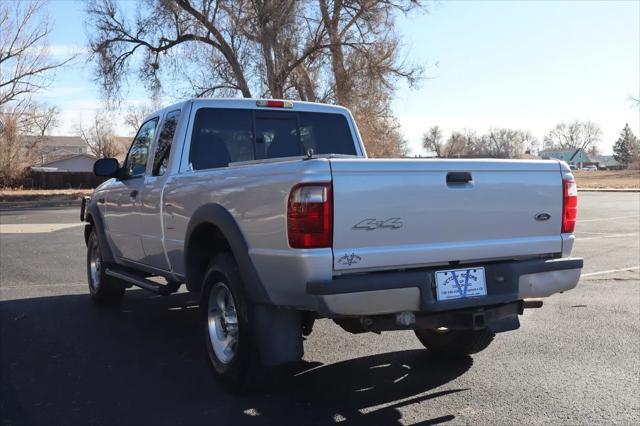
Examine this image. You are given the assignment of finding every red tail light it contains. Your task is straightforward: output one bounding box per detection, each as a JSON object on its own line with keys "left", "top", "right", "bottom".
{"left": 287, "top": 183, "right": 332, "bottom": 248}
{"left": 256, "top": 99, "right": 293, "bottom": 108}
{"left": 562, "top": 177, "right": 578, "bottom": 233}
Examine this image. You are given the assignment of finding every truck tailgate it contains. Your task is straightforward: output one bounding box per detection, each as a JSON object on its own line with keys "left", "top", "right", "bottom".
{"left": 330, "top": 158, "right": 563, "bottom": 271}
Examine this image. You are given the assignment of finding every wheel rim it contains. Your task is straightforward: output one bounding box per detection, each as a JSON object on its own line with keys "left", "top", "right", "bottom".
{"left": 207, "top": 282, "right": 239, "bottom": 364}
{"left": 89, "top": 238, "right": 101, "bottom": 291}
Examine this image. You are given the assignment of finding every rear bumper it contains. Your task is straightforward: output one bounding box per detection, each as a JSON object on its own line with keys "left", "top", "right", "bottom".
{"left": 307, "top": 257, "right": 583, "bottom": 316}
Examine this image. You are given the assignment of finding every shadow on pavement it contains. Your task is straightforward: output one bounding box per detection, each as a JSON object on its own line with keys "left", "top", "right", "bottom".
{"left": 1, "top": 290, "right": 472, "bottom": 425}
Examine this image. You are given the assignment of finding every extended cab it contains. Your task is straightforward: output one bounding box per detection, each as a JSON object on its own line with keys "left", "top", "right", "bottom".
{"left": 82, "top": 98, "right": 583, "bottom": 389}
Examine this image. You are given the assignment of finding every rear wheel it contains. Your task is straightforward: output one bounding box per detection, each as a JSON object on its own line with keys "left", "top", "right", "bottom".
{"left": 86, "top": 229, "right": 125, "bottom": 304}
{"left": 414, "top": 328, "right": 495, "bottom": 357}
{"left": 202, "top": 253, "right": 260, "bottom": 391}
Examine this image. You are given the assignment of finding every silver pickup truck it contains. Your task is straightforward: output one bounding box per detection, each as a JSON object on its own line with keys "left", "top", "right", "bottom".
{"left": 82, "top": 98, "right": 583, "bottom": 390}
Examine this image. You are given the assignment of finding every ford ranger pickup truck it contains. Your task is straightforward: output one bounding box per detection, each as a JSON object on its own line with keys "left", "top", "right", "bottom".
{"left": 82, "top": 98, "right": 583, "bottom": 390}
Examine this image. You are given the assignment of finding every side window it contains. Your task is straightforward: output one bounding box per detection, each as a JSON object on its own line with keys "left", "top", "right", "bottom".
{"left": 189, "top": 109, "right": 253, "bottom": 170}
{"left": 152, "top": 110, "right": 180, "bottom": 176}
{"left": 125, "top": 118, "right": 158, "bottom": 178}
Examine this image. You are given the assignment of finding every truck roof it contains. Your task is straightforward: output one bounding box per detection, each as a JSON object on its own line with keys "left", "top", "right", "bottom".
{"left": 144, "top": 98, "right": 350, "bottom": 124}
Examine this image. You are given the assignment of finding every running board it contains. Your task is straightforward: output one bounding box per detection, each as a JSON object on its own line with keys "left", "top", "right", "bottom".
{"left": 105, "top": 268, "right": 180, "bottom": 296}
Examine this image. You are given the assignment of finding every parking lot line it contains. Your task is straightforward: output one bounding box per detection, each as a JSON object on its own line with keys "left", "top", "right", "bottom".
{"left": 582, "top": 266, "right": 640, "bottom": 278}
{"left": 579, "top": 215, "right": 640, "bottom": 222}
{"left": 577, "top": 233, "right": 639, "bottom": 241}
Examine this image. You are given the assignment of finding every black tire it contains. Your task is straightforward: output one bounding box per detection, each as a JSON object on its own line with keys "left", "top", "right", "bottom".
{"left": 201, "top": 253, "right": 261, "bottom": 392}
{"left": 86, "top": 228, "right": 125, "bottom": 304}
{"left": 414, "top": 328, "right": 495, "bottom": 357}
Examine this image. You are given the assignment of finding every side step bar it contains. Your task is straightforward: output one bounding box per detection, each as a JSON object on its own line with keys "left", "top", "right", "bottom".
{"left": 105, "top": 268, "right": 180, "bottom": 296}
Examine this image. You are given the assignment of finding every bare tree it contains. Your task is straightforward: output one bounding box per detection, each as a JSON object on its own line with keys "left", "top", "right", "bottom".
{"left": 441, "top": 130, "right": 481, "bottom": 158}
{"left": 422, "top": 126, "right": 444, "bottom": 156}
{"left": 0, "top": 0, "right": 73, "bottom": 106}
{"left": 0, "top": 103, "right": 36, "bottom": 181}
{"left": 86, "top": 0, "right": 331, "bottom": 100}
{"left": 484, "top": 128, "right": 538, "bottom": 158}
{"left": 315, "top": 0, "right": 422, "bottom": 157}
{"left": 28, "top": 103, "right": 59, "bottom": 137}
{"left": 124, "top": 104, "right": 156, "bottom": 134}
{"left": 0, "top": 101, "right": 59, "bottom": 181}
{"left": 77, "top": 110, "right": 124, "bottom": 158}
{"left": 432, "top": 127, "right": 538, "bottom": 159}
{"left": 543, "top": 121, "right": 602, "bottom": 152}
{"left": 86, "top": 0, "right": 423, "bottom": 157}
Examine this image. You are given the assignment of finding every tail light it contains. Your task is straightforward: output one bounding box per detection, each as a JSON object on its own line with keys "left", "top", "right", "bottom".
{"left": 287, "top": 183, "right": 332, "bottom": 248}
{"left": 256, "top": 99, "right": 293, "bottom": 108}
{"left": 562, "top": 177, "right": 578, "bottom": 233}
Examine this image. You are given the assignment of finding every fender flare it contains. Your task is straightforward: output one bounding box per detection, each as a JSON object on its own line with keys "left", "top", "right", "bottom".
{"left": 184, "top": 203, "right": 271, "bottom": 305}
{"left": 85, "top": 201, "right": 116, "bottom": 264}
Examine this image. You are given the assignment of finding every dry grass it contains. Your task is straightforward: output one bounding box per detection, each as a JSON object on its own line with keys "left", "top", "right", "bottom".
{"left": 574, "top": 170, "right": 640, "bottom": 189}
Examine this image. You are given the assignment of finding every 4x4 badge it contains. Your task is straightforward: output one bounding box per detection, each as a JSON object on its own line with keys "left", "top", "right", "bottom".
{"left": 353, "top": 218, "right": 403, "bottom": 230}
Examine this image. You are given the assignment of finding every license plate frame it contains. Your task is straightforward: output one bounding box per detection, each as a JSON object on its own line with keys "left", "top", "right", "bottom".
{"left": 435, "top": 267, "right": 487, "bottom": 301}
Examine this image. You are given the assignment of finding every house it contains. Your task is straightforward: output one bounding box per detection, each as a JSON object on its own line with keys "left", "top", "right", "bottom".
{"left": 592, "top": 155, "right": 623, "bottom": 170}
{"left": 31, "top": 153, "right": 98, "bottom": 173}
{"left": 538, "top": 148, "right": 597, "bottom": 169}
{"left": 26, "top": 135, "right": 90, "bottom": 163}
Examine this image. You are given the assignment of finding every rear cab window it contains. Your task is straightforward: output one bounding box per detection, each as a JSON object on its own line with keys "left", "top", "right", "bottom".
{"left": 188, "top": 108, "right": 356, "bottom": 171}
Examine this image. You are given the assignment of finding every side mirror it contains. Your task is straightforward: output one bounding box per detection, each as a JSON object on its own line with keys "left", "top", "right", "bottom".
{"left": 93, "top": 158, "right": 120, "bottom": 177}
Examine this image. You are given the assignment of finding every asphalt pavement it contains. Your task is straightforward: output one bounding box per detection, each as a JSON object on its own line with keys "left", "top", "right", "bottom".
{"left": 1, "top": 192, "right": 638, "bottom": 425}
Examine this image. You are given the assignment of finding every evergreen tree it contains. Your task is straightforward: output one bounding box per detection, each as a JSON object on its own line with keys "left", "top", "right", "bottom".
{"left": 613, "top": 123, "right": 639, "bottom": 166}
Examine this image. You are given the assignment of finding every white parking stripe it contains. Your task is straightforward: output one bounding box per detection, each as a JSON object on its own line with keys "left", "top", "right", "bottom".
{"left": 0, "top": 223, "right": 83, "bottom": 234}
{"left": 577, "top": 233, "right": 639, "bottom": 241}
{"left": 580, "top": 215, "right": 640, "bottom": 222}
{"left": 582, "top": 266, "right": 640, "bottom": 277}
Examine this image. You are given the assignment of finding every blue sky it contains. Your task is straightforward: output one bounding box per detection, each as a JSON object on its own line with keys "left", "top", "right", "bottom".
{"left": 43, "top": 0, "right": 640, "bottom": 154}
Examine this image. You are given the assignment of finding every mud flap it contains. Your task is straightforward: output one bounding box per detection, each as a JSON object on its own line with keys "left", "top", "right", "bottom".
{"left": 488, "top": 316, "right": 520, "bottom": 333}
{"left": 253, "top": 305, "right": 303, "bottom": 367}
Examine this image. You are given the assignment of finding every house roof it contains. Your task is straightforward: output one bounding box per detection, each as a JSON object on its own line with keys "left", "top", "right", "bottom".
{"left": 38, "top": 153, "right": 97, "bottom": 167}
{"left": 592, "top": 155, "right": 621, "bottom": 167}
{"left": 23, "top": 135, "right": 86, "bottom": 147}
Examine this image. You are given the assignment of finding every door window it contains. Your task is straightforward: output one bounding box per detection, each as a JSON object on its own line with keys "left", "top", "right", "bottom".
{"left": 153, "top": 110, "right": 180, "bottom": 176}
{"left": 125, "top": 118, "right": 158, "bottom": 178}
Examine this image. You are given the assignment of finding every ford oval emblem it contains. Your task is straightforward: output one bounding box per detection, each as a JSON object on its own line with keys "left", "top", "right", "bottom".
{"left": 535, "top": 212, "right": 551, "bottom": 221}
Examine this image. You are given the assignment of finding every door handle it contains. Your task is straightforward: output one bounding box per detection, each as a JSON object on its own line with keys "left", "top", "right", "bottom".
{"left": 446, "top": 172, "right": 473, "bottom": 184}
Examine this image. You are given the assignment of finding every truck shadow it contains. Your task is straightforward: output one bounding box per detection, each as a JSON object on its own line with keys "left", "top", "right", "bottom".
{"left": 1, "top": 290, "right": 472, "bottom": 425}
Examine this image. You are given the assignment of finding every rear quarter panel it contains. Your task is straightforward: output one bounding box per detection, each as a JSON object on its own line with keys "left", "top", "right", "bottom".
{"left": 162, "top": 159, "right": 333, "bottom": 308}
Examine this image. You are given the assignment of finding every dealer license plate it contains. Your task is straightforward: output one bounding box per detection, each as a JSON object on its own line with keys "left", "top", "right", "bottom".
{"left": 435, "top": 267, "right": 487, "bottom": 301}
